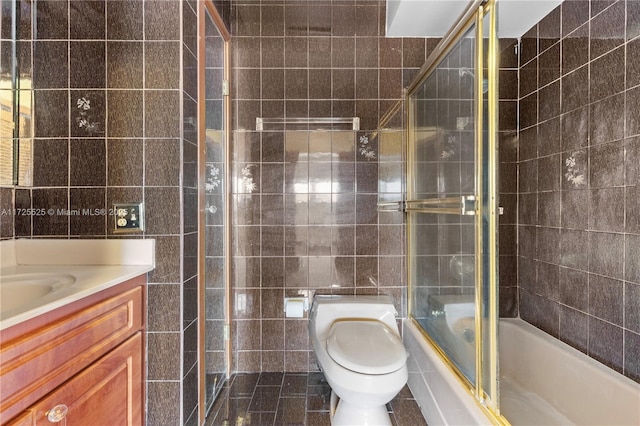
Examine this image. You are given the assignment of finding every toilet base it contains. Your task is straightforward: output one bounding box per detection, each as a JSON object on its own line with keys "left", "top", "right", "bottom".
{"left": 330, "top": 391, "right": 392, "bottom": 426}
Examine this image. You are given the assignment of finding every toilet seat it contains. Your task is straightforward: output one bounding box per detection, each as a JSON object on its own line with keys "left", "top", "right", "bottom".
{"left": 326, "top": 320, "right": 407, "bottom": 375}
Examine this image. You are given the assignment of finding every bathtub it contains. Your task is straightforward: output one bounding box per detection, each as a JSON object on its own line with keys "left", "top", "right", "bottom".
{"left": 404, "top": 317, "right": 640, "bottom": 425}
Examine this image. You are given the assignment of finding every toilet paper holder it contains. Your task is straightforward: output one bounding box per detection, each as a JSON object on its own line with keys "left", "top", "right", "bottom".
{"left": 284, "top": 297, "right": 309, "bottom": 317}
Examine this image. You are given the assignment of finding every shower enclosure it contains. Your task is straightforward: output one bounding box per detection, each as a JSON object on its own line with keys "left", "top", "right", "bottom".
{"left": 199, "top": 1, "right": 231, "bottom": 422}
{"left": 404, "top": 0, "right": 502, "bottom": 419}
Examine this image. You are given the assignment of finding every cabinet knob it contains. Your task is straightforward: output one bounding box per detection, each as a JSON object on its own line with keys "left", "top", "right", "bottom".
{"left": 46, "top": 404, "right": 69, "bottom": 423}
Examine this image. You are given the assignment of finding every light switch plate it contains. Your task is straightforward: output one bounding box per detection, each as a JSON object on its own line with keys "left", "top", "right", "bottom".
{"left": 113, "top": 203, "right": 144, "bottom": 233}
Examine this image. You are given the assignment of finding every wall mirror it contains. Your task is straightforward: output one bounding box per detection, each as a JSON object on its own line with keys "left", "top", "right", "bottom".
{"left": 1, "top": 0, "right": 32, "bottom": 187}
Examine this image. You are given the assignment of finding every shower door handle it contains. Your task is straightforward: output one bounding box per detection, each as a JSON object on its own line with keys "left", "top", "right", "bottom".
{"left": 404, "top": 195, "right": 476, "bottom": 215}
{"left": 377, "top": 196, "right": 476, "bottom": 215}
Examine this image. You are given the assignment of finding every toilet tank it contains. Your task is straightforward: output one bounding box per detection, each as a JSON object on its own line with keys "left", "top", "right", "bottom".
{"left": 309, "top": 295, "right": 400, "bottom": 340}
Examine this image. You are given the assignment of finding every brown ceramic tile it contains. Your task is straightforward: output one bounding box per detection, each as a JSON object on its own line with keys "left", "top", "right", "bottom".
{"left": 70, "top": 139, "right": 106, "bottom": 186}
{"left": 331, "top": 226, "right": 354, "bottom": 256}
{"left": 144, "top": 0, "right": 180, "bottom": 40}
{"left": 590, "top": 187, "right": 625, "bottom": 232}
{"left": 147, "top": 332, "right": 181, "bottom": 380}
{"left": 233, "top": 37, "right": 261, "bottom": 69}
{"left": 145, "top": 90, "right": 181, "bottom": 138}
{"left": 626, "top": 234, "right": 640, "bottom": 284}
{"left": 261, "top": 256, "right": 285, "bottom": 286}
{"left": 262, "top": 69, "right": 285, "bottom": 100}
{"left": 562, "top": 0, "right": 590, "bottom": 38}
{"left": 34, "top": 90, "right": 69, "bottom": 138}
{"left": 537, "top": 117, "right": 560, "bottom": 156}
{"left": 561, "top": 106, "right": 588, "bottom": 150}
{"left": 332, "top": 194, "right": 355, "bottom": 225}
{"left": 70, "top": 0, "right": 105, "bottom": 39}
{"left": 308, "top": 37, "right": 331, "bottom": 68}
{"left": 0, "top": 188, "right": 14, "bottom": 239}
{"left": 379, "top": 38, "right": 402, "bottom": 68}
{"left": 561, "top": 65, "right": 588, "bottom": 114}
{"left": 262, "top": 37, "right": 284, "bottom": 68}
{"left": 285, "top": 3, "right": 309, "bottom": 37}
{"left": 147, "top": 382, "right": 180, "bottom": 426}
{"left": 356, "top": 37, "right": 378, "bottom": 68}
{"left": 145, "top": 41, "right": 180, "bottom": 89}
{"left": 69, "top": 187, "right": 106, "bottom": 236}
{"left": 70, "top": 41, "right": 105, "bottom": 89}
{"left": 36, "top": 0, "right": 68, "bottom": 39}
{"left": 31, "top": 188, "right": 68, "bottom": 236}
{"left": 624, "top": 281, "right": 640, "bottom": 334}
{"left": 107, "top": 42, "right": 143, "bottom": 89}
{"left": 558, "top": 305, "right": 588, "bottom": 353}
{"left": 262, "top": 320, "right": 284, "bottom": 351}
{"left": 32, "top": 139, "right": 68, "bottom": 187}
{"left": 626, "top": 86, "right": 640, "bottom": 138}
{"left": 144, "top": 139, "right": 179, "bottom": 187}
{"left": 144, "top": 187, "right": 181, "bottom": 235}
{"left": 13, "top": 189, "right": 31, "bottom": 237}
{"left": 33, "top": 41, "right": 68, "bottom": 89}
{"left": 590, "top": 1, "right": 625, "bottom": 59}
{"left": 590, "top": 47, "right": 625, "bottom": 103}
{"left": 589, "top": 232, "right": 624, "bottom": 280}
{"left": 520, "top": 26, "right": 538, "bottom": 66}
{"left": 107, "top": 90, "right": 143, "bottom": 137}
{"left": 538, "top": 6, "right": 560, "bottom": 53}
{"left": 402, "top": 38, "right": 425, "bottom": 68}
{"left": 539, "top": 80, "right": 560, "bottom": 122}
{"left": 147, "top": 284, "right": 181, "bottom": 332}
{"left": 624, "top": 331, "right": 640, "bottom": 381}
{"left": 539, "top": 43, "right": 560, "bottom": 87}
{"left": 562, "top": 23, "right": 589, "bottom": 75}
{"left": 588, "top": 316, "right": 623, "bottom": 372}
{"left": 107, "top": 0, "right": 142, "bottom": 40}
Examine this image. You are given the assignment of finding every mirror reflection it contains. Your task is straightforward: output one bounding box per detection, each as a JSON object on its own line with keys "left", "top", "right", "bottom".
{"left": 1, "top": 0, "right": 32, "bottom": 187}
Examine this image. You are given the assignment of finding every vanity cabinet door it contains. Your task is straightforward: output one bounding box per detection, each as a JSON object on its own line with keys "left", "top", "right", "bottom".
{"left": 26, "top": 332, "right": 143, "bottom": 426}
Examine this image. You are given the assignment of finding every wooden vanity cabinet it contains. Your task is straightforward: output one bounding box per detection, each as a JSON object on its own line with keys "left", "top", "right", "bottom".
{"left": 0, "top": 276, "right": 146, "bottom": 426}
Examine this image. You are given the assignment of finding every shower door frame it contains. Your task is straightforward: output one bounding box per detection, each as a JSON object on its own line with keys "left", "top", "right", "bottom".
{"left": 198, "top": 1, "right": 232, "bottom": 424}
{"left": 405, "top": 0, "right": 503, "bottom": 422}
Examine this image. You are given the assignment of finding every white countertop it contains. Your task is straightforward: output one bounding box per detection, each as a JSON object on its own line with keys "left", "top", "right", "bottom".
{"left": 0, "top": 239, "right": 155, "bottom": 331}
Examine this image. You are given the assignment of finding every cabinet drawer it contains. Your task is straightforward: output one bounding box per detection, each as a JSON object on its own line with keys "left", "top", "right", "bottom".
{"left": 25, "top": 333, "right": 143, "bottom": 426}
{"left": 0, "top": 286, "right": 143, "bottom": 424}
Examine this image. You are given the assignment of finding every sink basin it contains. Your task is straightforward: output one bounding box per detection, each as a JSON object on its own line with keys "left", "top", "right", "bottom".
{"left": 0, "top": 273, "right": 76, "bottom": 313}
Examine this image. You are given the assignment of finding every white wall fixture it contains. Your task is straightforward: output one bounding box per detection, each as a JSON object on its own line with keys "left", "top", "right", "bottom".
{"left": 386, "top": 0, "right": 563, "bottom": 38}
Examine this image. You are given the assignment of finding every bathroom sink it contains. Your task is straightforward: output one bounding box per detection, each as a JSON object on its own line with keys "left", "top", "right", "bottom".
{"left": 0, "top": 273, "right": 76, "bottom": 313}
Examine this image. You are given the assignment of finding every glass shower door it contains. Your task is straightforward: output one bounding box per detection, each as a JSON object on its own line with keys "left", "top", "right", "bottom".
{"left": 201, "top": 3, "right": 230, "bottom": 416}
{"left": 406, "top": 0, "right": 499, "bottom": 413}
{"left": 408, "top": 23, "right": 478, "bottom": 383}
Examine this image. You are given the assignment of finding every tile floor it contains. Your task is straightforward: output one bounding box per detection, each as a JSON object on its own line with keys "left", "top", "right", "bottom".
{"left": 205, "top": 372, "right": 427, "bottom": 426}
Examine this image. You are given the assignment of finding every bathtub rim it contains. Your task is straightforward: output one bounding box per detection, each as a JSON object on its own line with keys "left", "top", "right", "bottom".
{"left": 500, "top": 317, "right": 640, "bottom": 390}
{"left": 406, "top": 315, "right": 640, "bottom": 426}
{"left": 499, "top": 317, "right": 640, "bottom": 425}
{"left": 403, "top": 317, "right": 508, "bottom": 425}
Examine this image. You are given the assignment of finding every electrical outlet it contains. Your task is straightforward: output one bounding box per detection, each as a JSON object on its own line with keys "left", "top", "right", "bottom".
{"left": 113, "top": 203, "right": 144, "bottom": 233}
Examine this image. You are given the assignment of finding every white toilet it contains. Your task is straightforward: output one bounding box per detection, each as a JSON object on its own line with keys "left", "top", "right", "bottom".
{"left": 309, "top": 295, "right": 408, "bottom": 426}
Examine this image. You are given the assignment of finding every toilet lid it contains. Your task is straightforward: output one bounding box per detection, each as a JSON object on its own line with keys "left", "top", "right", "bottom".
{"left": 326, "top": 320, "right": 407, "bottom": 375}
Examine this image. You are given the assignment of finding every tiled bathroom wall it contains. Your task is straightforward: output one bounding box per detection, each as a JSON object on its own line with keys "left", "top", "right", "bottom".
{"left": 231, "top": 0, "right": 440, "bottom": 131}
{"left": 5, "top": 0, "right": 204, "bottom": 423}
{"left": 183, "top": 2, "right": 201, "bottom": 424}
{"left": 230, "top": 0, "right": 429, "bottom": 372}
{"left": 231, "top": 127, "right": 405, "bottom": 372}
{"left": 0, "top": 187, "right": 13, "bottom": 239}
{"left": 517, "top": 0, "right": 640, "bottom": 383}
{"left": 499, "top": 37, "right": 520, "bottom": 318}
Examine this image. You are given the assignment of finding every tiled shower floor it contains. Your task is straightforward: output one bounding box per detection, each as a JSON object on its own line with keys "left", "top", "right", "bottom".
{"left": 205, "top": 372, "right": 427, "bottom": 426}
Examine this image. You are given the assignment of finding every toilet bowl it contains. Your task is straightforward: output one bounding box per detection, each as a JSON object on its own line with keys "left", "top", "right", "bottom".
{"left": 309, "top": 295, "right": 408, "bottom": 426}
